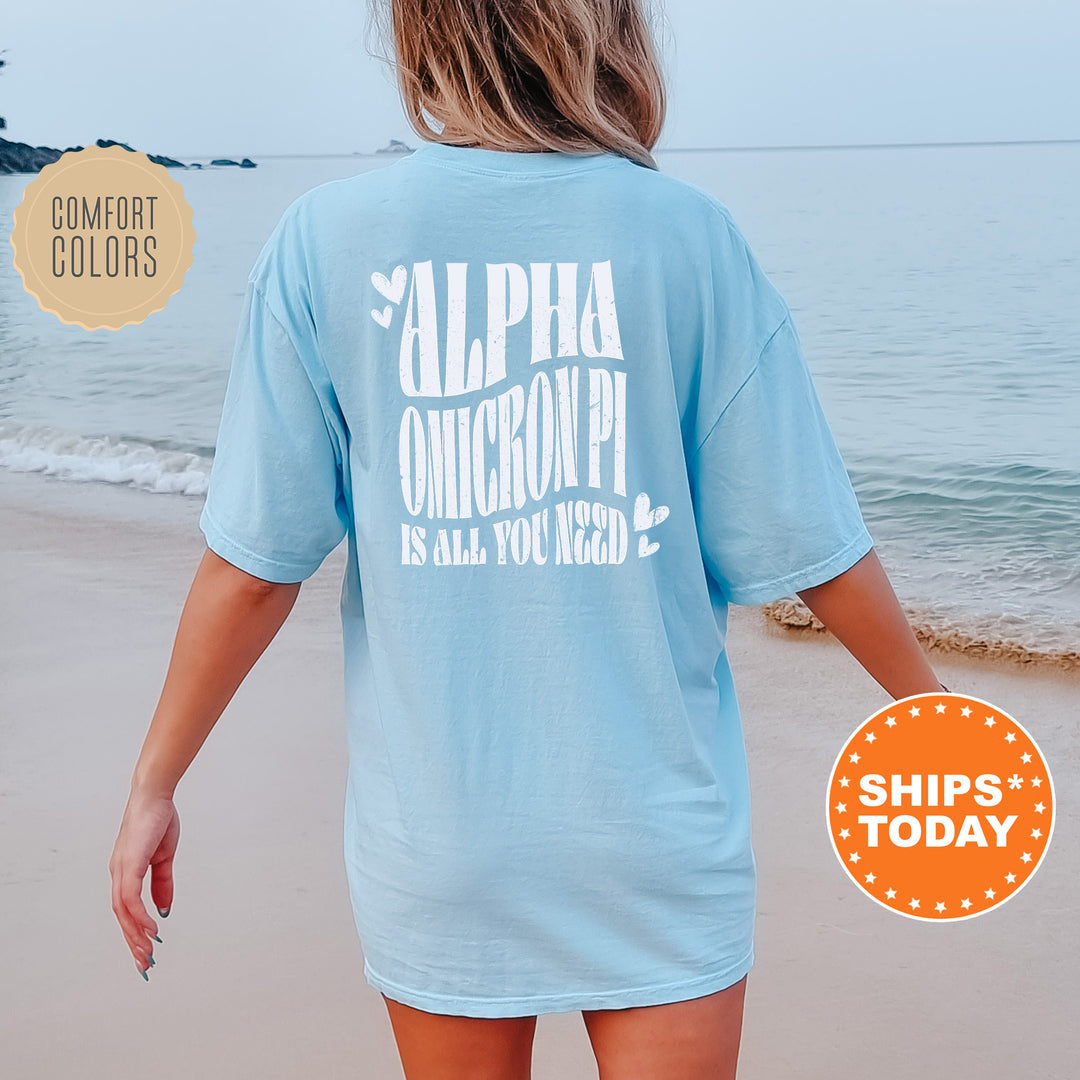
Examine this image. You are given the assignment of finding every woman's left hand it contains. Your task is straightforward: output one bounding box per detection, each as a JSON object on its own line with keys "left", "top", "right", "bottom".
{"left": 109, "top": 791, "right": 180, "bottom": 977}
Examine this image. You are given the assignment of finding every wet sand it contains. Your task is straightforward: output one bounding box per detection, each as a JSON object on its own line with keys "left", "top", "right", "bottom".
{"left": 1, "top": 467, "right": 1076, "bottom": 1079}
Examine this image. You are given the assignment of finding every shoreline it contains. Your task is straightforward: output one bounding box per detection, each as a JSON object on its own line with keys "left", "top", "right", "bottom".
{"left": 2, "top": 466, "right": 1078, "bottom": 1076}
{"left": 3, "top": 453, "right": 1077, "bottom": 661}
{"left": 762, "top": 597, "right": 1080, "bottom": 671}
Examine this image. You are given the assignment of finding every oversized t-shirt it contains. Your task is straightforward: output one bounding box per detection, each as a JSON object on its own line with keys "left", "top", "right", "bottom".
{"left": 199, "top": 139, "right": 874, "bottom": 1018}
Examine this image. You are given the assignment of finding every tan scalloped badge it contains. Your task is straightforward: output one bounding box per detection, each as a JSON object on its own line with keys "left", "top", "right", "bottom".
{"left": 9, "top": 143, "right": 195, "bottom": 330}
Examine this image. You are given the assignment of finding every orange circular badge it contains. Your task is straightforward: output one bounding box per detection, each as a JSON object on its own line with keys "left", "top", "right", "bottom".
{"left": 9, "top": 143, "right": 195, "bottom": 330}
{"left": 827, "top": 692, "right": 1055, "bottom": 921}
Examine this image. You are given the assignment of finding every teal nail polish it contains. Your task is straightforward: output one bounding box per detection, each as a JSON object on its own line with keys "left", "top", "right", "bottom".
{"left": 148, "top": 956, "right": 156, "bottom": 967}
{"left": 153, "top": 934, "right": 163, "bottom": 943}
{"left": 140, "top": 968, "right": 149, "bottom": 981}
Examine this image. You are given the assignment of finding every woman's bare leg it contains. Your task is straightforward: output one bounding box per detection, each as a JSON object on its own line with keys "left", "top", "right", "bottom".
{"left": 382, "top": 994, "right": 538, "bottom": 1080}
{"left": 581, "top": 975, "right": 748, "bottom": 1080}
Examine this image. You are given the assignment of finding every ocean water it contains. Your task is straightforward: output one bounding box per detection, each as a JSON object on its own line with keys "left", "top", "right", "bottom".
{"left": 1, "top": 144, "right": 1078, "bottom": 657}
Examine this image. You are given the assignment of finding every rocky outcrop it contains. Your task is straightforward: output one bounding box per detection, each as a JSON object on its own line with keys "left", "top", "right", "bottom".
{"left": 375, "top": 138, "right": 413, "bottom": 154}
{"left": 0, "top": 135, "right": 69, "bottom": 174}
{"left": 92, "top": 138, "right": 187, "bottom": 168}
{"left": 0, "top": 136, "right": 256, "bottom": 174}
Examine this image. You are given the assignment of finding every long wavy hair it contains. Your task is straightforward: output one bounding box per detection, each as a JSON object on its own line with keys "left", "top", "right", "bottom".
{"left": 367, "top": 0, "right": 669, "bottom": 170}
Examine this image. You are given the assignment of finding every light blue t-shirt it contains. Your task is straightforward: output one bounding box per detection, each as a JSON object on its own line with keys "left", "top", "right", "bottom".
{"left": 199, "top": 139, "right": 873, "bottom": 1017}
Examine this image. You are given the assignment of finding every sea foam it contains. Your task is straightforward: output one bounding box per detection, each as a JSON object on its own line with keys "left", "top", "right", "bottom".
{"left": 0, "top": 420, "right": 211, "bottom": 496}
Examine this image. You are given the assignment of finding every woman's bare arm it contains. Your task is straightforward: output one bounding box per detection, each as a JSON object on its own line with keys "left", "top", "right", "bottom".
{"left": 110, "top": 547, "right": 301, "bottom": 976}
{"left": 795, "top": 547, "right": 944, "bottom": 700}
{"left": 130, "top": 547, "right": 301, "bottom": 799}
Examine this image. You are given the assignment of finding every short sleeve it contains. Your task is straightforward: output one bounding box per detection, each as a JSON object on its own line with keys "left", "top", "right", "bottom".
{"left": 199, "top": 279, "right": 350, "bottom": 583}
{"left": 688, "top": 312, "right": 874, "bottom": 605}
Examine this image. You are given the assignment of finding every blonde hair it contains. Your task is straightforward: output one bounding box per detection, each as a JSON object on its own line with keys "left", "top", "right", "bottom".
{"left": 368, "top": 0, "right": 668, "bottom": 170}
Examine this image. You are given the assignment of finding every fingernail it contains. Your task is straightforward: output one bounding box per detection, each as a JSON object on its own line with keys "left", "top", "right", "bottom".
{"left": 136, "top": 963, "right": 149, "bottom": 981}
{"left": 157, "top": 906, "right": 170, "bottom": 918}
{"left": 148, "top": 956, "right": 156, "bottom": 967}
{"left": 153, "top": 934, "right": 163, "bottom": 943}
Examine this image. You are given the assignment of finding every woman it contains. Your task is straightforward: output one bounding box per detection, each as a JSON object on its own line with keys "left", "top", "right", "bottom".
{"left": 110, "top": 2, "right": 945, "bottom": 1076}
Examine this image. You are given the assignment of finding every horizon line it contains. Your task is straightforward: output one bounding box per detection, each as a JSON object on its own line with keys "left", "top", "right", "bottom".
{"left": 183, "top": 136, "right": 1080, "bottom": 160}
{"left": 658, "top": 137, "right": 1080, "bottom": 153}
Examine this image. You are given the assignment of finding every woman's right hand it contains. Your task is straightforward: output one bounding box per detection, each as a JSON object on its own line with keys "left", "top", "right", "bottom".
{"left": 109, "top": 790, "right": 180, "bottom": 977}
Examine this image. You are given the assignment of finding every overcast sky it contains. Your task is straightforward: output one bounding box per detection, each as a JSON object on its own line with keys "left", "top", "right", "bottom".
{"left": 3, "top": 0, "right": 1078, "bottom": 158}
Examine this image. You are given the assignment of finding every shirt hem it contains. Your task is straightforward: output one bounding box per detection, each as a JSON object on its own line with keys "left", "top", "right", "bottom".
{"left": 362, "top": 947, "right": 755, "bottom": 1018}
{"left": 725, "top": 527, "right": 874, "bottom": 606}
{"left": 199, "top": 503, "right": 324, "bottom": 583}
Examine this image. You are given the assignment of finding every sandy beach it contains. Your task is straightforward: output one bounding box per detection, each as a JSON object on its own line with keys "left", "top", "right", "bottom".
{"left": 1, "top": 467, "right": 1077, "bottom": 1079}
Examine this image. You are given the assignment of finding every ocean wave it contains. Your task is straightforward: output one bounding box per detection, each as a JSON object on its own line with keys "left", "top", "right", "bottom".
{"left": 849, "top": 459, "right": 1080, "bottom": 548}
{"left": 840, "top": 456, "right": 1080, "bottom": 657}
{"left": 0, "top": 420, "right": 211, "bottom": 495}
{"left": 761, "top": 597, "right": 1080, "bottom": 669}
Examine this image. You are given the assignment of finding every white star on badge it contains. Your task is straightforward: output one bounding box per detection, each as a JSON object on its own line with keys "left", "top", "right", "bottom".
{"left": 865, "top": 731, "right": 877, "bottom": 743}
{"left": 1005, "top": 872, "right": 1016, "bottom": 884}
{"left": 1021, "top": 752, "right": 1032, "bottom": 763}
{"left": 909, "top": 898, "right": 920, "bottom": 910}
{"left": 839, "top": 828, "right": 850, "bottom": 839}
{"left": 885, "top": 716, "right": 897, "bottom": 727}
{"left": 960, "top": 898, "right": 972, "bottom": 909}
{"left": 885, "top": 888, "right": 897, "bottom": 900}
{"left": 984, "top": 888, "right": 996, "bottom": 899}
{"left": 909, "top": 706, "right": 920, "bottom": 717}
{"left": 1034, "top": 802, "right": 1045, "bottom": 813}
{"left": 865, "top": 872, "right": 876, "bottom": 884}
{"left": 935, "top": 901, "right": 946, "bottom": 912}
{"left": 835, "top": 802, "right": 847, "bottom": 813}
{"left": 1031, "top": 776, "right": 1042, "bottom": 788}
{"left": 984, "top": 716, "right": 996, "bottom": 727}
{"left": 849, "top": 752, "right": 860, "bottom": 764}
{"left": 1021, "top": 852, "right": 1032, "bottom": 864}
{"left": 960, "top": 706, "right": 972, "bottom": 717}
{"left": 849, "top": 851, "right": 861, "bottom": 863}
{"left": 935, "top": 703, "right": 946, "bottom": 714}
{"left": 1031, "top": 828, "right": 1042, "bottom": 839}
{"left": 839, "top": 776, "right": 850, "bottom": 787}
{"left": 1005, "top": 731, "right": 1016, "bottom": 743}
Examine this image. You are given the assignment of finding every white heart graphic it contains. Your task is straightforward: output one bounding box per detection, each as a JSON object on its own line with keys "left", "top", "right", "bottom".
{"left": 633, "top": 492, "right": 670, "bottom": 532}
{"left": 371, "top": 305, "right": 393, "bottom": 328}
{"left": 371, "top": 265, "right": 407, "bottom": 305}
{"left": 638, "top": 535, "right": 660, "bottom": 559}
